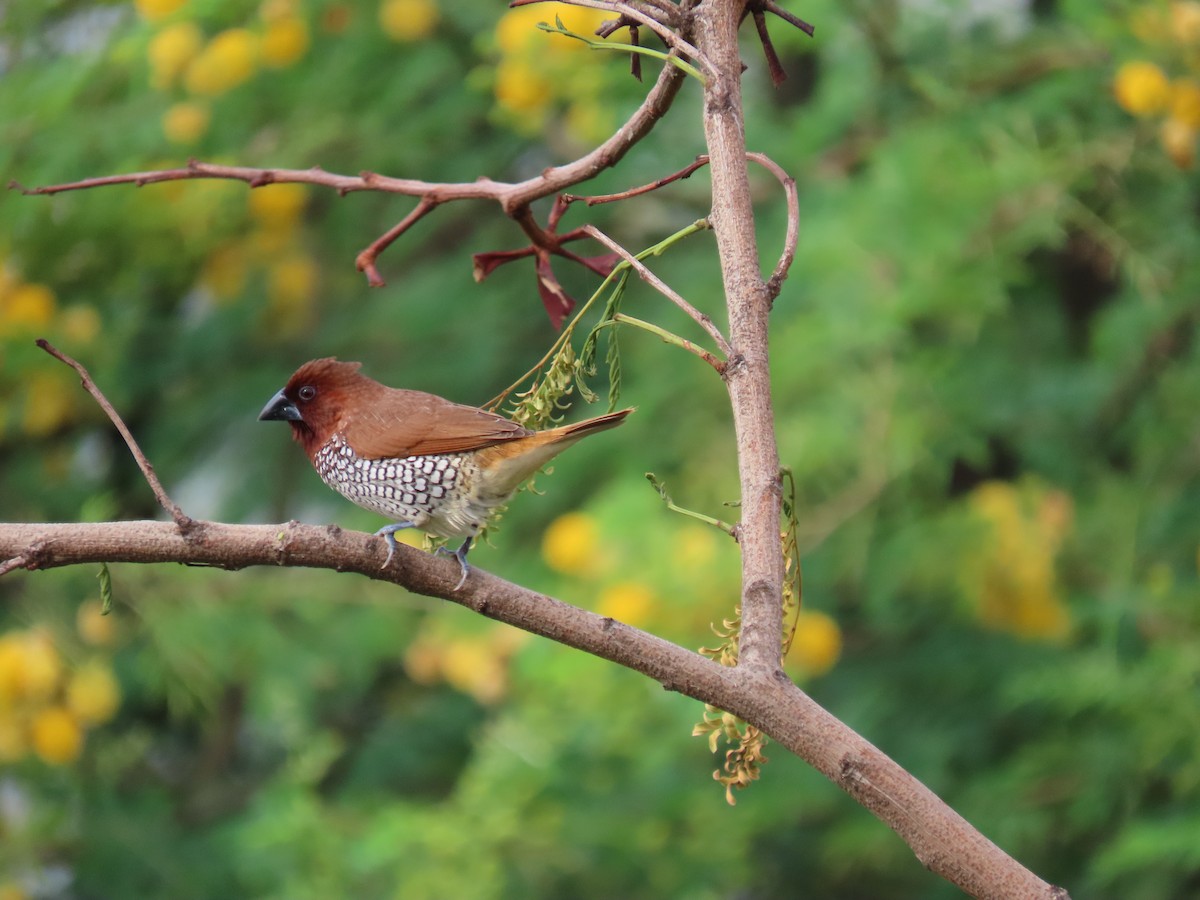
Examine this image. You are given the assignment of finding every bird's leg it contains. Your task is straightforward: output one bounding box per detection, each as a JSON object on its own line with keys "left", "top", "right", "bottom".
{"left": 375, "top": 522, "right": 417, "bottom": 569}
{"left": 435, "top": 536, "right": 473, "bottom": 591}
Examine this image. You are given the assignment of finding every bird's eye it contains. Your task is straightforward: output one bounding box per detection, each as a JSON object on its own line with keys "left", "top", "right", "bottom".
{"left": 298, "top": 385, "right": 317, "bottom": 402}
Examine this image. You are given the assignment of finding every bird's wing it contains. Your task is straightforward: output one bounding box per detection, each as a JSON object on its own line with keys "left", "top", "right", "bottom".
{"left": 341, "top": 390, "right": 533, "bottom": 459}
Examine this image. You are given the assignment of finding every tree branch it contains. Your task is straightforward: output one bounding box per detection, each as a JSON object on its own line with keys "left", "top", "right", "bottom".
{"left": 10, "top": 60, "right": 687, "bottom": 290}
{"left": 0, "top": 519, "right": 1067, "bottom": 899}
{"left": 695, "top": 2, "right": 784, "bottom": 674}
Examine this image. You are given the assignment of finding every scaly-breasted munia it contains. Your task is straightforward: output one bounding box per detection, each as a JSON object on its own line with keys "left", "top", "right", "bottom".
{"left": 259, "top": 358, "right": 631, "bottom": 588}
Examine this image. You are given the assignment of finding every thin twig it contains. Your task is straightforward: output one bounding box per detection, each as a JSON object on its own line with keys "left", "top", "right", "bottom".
{"left": 355, "top": 196, "right": 440, "bottom": 287}
{"left": 607, "top": 312, "right": 727, "bottom": 372}
{"left": 752, "top": 9, "right": 787, "bottom": 86}
{"left": 565, "top": 150, "right": 796, "bottom": 301}
{"left": 744, "top": 152, "right": 799, "bottom": 300}
{"left": 646, "top": 472, "right": 738, "bottom": 535}
{"left": 35, "top": 340, "right": 194, "bottom": 532}
{"left": 536, "top": 17, "right": 706, "bottom": 82}
{"left": 583, "top": 224, "right": 734, "bottom": 359}
{"left": 760, "top": 0, "right": 816, "bottom": 37}
{"left": 0, "top": 556, "right": 26, "bottom": 577}
{"left": 565, "top": 156, "right": 711, "bottom": 206}
{"left": 510, "top": 0, "right": 715, "bottom": 78}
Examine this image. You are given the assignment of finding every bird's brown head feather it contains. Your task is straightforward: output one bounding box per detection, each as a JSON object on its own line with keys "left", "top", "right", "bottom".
{"left": 260, "top": 357, "right": 534, "bottom": 461}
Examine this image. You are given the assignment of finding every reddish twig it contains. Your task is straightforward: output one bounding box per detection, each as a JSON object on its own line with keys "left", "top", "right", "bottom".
{"left": 13, "top": 60, "right": 687, "bottom": 294}
{"left": 355, "top": 196, "right": 440, "bottom": 287}
{"left": 752, "top": 8, "right": 788, "bottom": 87}
{"left": 583, "top": 223, "right": 734, "bottom": 362}
{"left": 566, "top": 151, "right": 797, "bottom": 303}
{"left": 35, "top": 339, "right": 194, "bottom": 533}
{"left": 565, "top": 155, "right": 711, "bottom": 206}
{"left": 760, "top": 0, "right": 816, "bottom": 37}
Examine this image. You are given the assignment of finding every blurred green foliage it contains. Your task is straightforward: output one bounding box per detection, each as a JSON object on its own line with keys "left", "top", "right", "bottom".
{"left": 2, "top": 0, "right": 1200, "bottom": 897}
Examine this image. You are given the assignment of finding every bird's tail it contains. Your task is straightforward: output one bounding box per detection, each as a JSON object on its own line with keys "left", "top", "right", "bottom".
{"left": 476, "top": 408, "right": 634, "bottom": 492}
{"left": 545, "top": 408, "right": 634, "bottom": 442}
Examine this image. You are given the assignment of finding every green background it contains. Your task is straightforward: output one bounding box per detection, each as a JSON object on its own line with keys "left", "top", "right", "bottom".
{"left": 2, "top": 0, "right": 1199, "bottom": 897}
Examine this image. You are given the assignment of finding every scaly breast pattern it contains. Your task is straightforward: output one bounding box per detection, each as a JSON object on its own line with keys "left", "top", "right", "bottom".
{"left": 313, "top": 435, "right": 509, "bottom": 539}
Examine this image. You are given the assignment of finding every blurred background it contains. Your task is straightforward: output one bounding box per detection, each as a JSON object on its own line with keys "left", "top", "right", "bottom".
{"left": 1, "top": 0, "right": 1198, "bottom": 897}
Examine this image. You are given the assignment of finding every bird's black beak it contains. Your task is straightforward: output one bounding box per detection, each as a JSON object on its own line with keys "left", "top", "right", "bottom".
{"left": 259, "top": 389, "right": 303, "bottom": 422}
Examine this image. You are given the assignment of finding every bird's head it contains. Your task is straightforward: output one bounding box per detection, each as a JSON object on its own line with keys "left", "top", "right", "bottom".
{"left": 259, "top": 357, "right": 373, "bottom": 457}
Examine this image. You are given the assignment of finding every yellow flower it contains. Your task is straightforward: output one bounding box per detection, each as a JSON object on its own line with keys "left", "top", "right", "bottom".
{"left": 268, "top": 256, "right": 318, "bottom": 301}
{"left": 494, "top": 57, "right": 552, "bottom": 115}
{"left": 968, "top": 480, "right": 1020, "bottom": 525}
{"left": 77, "top": 599, "right": 117, "bottom": 647}
{"left": 148, "top": 21, "right": 203, "bottom": 90}
{"left": 545, "top": 6, "right": 610, "bottom": 53}
{"left": 0, "top": 636, "right": 25, "bottom": 704}
{"left": 1130, "top": 6, "right": 1168, "bottom": 43}
{"left": 162, "top": 101, "right": 210, "bottom": 144}
{"left": 248, "top": 183, "right": 309, "bottom": 227}
{"left": 259, "top": 0, "right": 299, "bottom": 21}
{"left": 66, "top": 663, "right": 121, "bottom": 726}
{"left": 787, "top": 610, "right": 842, "bottom": 676}
{"left": 200, "top": 243, "right": 248, "bottom": 302}
{"left": 495, "top": 6, "right": 545, "bottom": 54}
{"left": 260, "top": 16, "right": 309, "bottom": 68}
{"left": 597, "top": 581, "right": 655, "bottom": 627}
{"left": 185, "top": 28, "right": 259, "bottom": 96}
{"left": 441, "top": 638, "right": 507, "bottom": 704}
{"left": 0, "top": 631, "right": 63, "bottom": 705}
{"left": 1114, "top": 61, "right": 1172, "bottom": 117}
{"left": 134, "top": 0, "right": 188, "bottom": 22}
{"left": 0, "top": 716, "right": 29, "bottom": 763}
{"left": 22, "top": 372, "right": 75, "bottom": 437}
{"left": 1, "top": 282, "right": 56, "bottom": 329}
{"left": 1160, "top": 116, "right": 1196, "bottom": 169}
{"left": 992, "top": 582, "right": 1071, "bottom": 640}
{"left": 379, "top": 0, "right": 440, "bottom": 43}
{"left": 60, "top": 305, "right": 102, "bottom": 345}
{"left": 674, "top": 524, "right": 717, "bottom": 568}
{"left": 1171, "top": 78, "right": 1200, "bottom": 128}
{"left": 541, "top": 511, "right": 598, "bottom": 575}
{"left": 496, "top": 3, "right": 608, "bottom": 54}
{"left": 267, "top": 255, "right": 319, "bottom": 334}
{"left": 30, "top": 706, "right": 83, "bottom": 765}
{"left": 965, "top": 481, "right": 1073, "bottom": 640}
{"left": 403, "top": 638, "right": 442, "bottom": 684}
{"left": 566, "top": 99, "right": 612, "bottom": 145}
{"left": 1171, "top": 1, "right": 1200, "bottom": 44}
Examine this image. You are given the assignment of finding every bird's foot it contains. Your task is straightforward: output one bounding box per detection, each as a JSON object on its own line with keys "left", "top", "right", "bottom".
{"left": 435, "top": 537, "right": 473, "bottom": 591}
{"left": 375, "top": 522, "right": 417, "bottom": 569}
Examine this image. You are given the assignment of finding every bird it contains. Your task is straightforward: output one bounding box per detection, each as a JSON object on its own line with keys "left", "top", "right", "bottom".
{"left": 259, "top": 358, "right": 631, "bottom": 589}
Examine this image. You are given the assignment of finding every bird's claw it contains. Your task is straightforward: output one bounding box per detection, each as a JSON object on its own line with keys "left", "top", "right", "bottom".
{"left": 435, "top": 538, "right": 473, "bottom": 591}
{"left": 375, "top": 523, "right": 415, "bottom": 570}
{"left": 376, "top": 526, "right": 471, "bottom": 591}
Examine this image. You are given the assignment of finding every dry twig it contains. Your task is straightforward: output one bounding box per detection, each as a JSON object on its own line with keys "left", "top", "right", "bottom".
{"left": 35, "top": 339, "right": 194, "bottom": 532}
